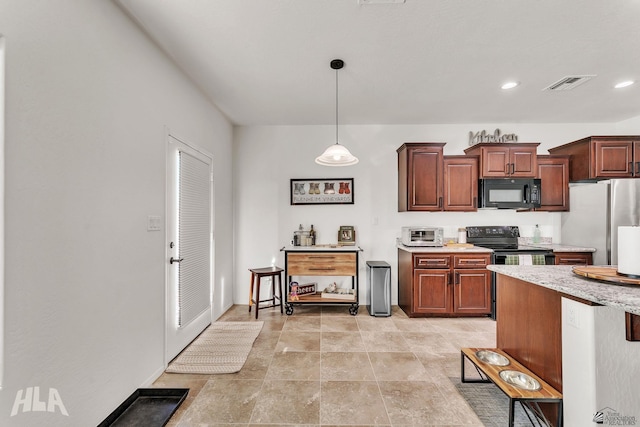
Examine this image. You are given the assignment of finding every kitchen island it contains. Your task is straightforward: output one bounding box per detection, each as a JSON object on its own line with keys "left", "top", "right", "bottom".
{"left": 488, "top": 264, "right": 640, "bottom": 427}
{"left": 488, "top": 264, "right": 640, "bottom": 315}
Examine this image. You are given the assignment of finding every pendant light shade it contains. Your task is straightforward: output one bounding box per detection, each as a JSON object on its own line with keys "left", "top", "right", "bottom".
{"left": 315, "top": 59, "right": 359, "bottom": 166}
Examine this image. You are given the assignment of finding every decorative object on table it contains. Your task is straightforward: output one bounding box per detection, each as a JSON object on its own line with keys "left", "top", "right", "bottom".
{"left": 321, "top": 282, "right": 355, "bottom": 300}
{"left": 289, "top": 282, "right": 300, "bottom": 301}
{"left": 315, "top": 59, "right": 359, "bottom": 166}
{"left": 288, "top": 281, "right": 317, "bottom": 303}
{"left": 338, "top": 225, "right": 356, "bottom": 245}
{"left": 290, "top": 178, "right": 354, "bottom": 205}
{"left": 309, "top": 224, "right": 316, "bottom": 245}
{"left": 298, "top": 282, "right": 317, "bottom": 295}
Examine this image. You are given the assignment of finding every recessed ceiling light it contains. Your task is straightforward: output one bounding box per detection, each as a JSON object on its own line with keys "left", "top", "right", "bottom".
{"left": 501, "top": 81, "right": 520, "bottom": 90}
{"left": 614, "top": 80, "right": 635, "bottom": 89}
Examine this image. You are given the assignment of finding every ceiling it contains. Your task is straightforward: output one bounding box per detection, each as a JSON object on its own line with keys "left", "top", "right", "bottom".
{"left": 115, "top": 0, "right": 640, "bottom": 126}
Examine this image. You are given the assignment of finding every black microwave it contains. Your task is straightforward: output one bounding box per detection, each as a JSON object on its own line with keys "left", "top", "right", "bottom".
{"left": 478, "top": 178, "right": 541, "bottom": 209}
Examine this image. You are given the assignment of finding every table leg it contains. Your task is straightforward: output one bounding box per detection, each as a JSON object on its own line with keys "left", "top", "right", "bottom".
{"left": 249, "top": 272, "right": 255, "bottom": 312}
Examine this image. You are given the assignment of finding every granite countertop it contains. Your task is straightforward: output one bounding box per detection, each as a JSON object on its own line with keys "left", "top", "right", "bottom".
{"left": 397, "top": 243, "right": 493, "bottom": 254}
{"left": 488, "top": 264, "right": 640, "bottom": 316}
{"left": 281, "top": 245, "right": 363, "bottom": 252}
{"left": 524, "top": 243, "right": 597, "bottom": 253}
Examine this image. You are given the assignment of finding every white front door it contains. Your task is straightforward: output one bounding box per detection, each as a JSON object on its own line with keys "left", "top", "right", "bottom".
{"left": 166, "top": 132, "right": 213, "bottom": 362}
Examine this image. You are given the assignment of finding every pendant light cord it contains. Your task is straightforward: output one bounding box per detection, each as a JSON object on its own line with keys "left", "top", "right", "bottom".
{"left": 335, "top": 67, "right": 339, "bottom": 144}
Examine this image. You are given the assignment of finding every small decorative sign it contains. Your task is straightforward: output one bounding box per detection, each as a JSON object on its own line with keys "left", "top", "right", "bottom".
{"left": 297, "top": 282, "right": 317, "bottom": 295}
{"left": 468, "top": 129, "right": 518, "bottom": 146}
{"left": 289, "top": 281, "right": 316, "bottom": 296}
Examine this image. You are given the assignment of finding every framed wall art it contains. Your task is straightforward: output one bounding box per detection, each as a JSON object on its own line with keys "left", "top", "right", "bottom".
{"left": 338, "top": 226, "right": 356, "bottom": 245}
{"left": 290, "top": 178, "right": 354, "bottom": 205}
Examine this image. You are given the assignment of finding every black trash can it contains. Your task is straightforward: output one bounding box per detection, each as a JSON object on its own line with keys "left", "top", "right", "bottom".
{"left": 366, "top": 261, "right": 391, "bottom": 317}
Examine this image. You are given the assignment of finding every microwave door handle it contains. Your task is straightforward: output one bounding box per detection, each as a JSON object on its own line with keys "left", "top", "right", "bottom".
{"left": 524, "top": 184, "right": 530, "bottom": 203}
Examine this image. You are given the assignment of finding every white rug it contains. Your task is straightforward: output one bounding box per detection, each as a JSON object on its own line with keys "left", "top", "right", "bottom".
{"left": 166, "top": 321, "right": 263, "bottom": 374}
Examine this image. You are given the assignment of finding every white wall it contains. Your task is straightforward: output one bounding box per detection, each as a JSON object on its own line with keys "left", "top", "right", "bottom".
{"left": 562, "top": 298, "right": 640, "bottom": 426}
{"left": 0, "top": 1, "right": 233, "bottom": 426}
{"left": 233, "top": 122, "right": 617, "bottom": 305}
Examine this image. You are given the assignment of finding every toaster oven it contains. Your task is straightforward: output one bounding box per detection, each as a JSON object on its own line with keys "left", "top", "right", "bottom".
{"left": 401, "top": 227, "right": 444, "bottom": 247}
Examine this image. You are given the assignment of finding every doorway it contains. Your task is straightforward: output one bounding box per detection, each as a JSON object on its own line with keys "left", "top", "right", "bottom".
{"left": 165, "top": 132, "right": 213, "bottom": 362}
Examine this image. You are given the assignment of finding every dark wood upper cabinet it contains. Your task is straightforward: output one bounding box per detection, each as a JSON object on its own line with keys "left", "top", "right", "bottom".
{"left": 464, "top": 143, "right": 540, "bottom": 178}
{"left": 398, "top": 144, "right": 478, "bottom": 212}
{"left": 536, "top": 155, "right": 569, "bottom": 211}
{"left": 397, "top": 143, "right": 445, "bottom": 211}
{"left": 548, "top": 136, "right": 640, "bottom": 181}
{"left": 443, "top": 155, "right": 478, "bottom": 211}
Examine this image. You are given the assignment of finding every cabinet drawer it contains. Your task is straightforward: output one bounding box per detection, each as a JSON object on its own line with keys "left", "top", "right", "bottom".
{"left": 414, "top": 255, "right": 450, "bottom": 268}
{"left": 453, "top": 254, "right": 490, "bottom": 268}
{"left": 555, "top": 252, "right": 592, "bottom": 265}
{"left": 287, "top": 252, "right": 357, "bottom": 276}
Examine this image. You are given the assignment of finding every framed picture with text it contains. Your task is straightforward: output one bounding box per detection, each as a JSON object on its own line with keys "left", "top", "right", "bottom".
{"left": 290, "top": 178, "right": 354, "bottom": 205}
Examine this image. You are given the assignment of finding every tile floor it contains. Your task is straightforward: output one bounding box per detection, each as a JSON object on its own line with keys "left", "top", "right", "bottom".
{"left": 153, "top": 304, "right": 497, "bottom": 426}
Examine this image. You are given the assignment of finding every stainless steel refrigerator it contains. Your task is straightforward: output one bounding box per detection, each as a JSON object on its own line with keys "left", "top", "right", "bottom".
{"left": 561, "top": 179, "right": 640, "bottom": 265}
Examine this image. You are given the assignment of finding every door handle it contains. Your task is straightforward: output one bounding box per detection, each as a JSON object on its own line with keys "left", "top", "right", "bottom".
{"left": 454, "top": 272, "right": 460, "bottom": 285}
{"left": 505, "top": 163, "right": 510, "bottom": 175}
{"left": 511, "top": 163, "right": 515, "bottom": 175}
{"left": 636, "top": 161, "right": 640, "bottom": 175}
{"left": 438, "top": 197, "right": 443, "bottom": 208}
{"left": 170, "top": 257, "right": 184, "bottom": 264}
{"left": 630, "top": 162, "right": 634, "bottom": 176}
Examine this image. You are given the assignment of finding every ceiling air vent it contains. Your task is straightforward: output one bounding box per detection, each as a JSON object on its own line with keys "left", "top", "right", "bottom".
{"left": 543, "top": 75, "right": 596, "bottom": 91}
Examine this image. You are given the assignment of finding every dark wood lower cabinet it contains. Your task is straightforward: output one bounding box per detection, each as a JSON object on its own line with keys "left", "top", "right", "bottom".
{"left": 398, "top": 249, "right": 491, "bottom": 317}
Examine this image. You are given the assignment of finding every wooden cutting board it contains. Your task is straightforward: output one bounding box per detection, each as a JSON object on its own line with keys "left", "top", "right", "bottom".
{"left": 572, "top": 266, "right": 640, "bottom": 286}
{"left": 444, "top": 242, "right": 474, "bottom": 248}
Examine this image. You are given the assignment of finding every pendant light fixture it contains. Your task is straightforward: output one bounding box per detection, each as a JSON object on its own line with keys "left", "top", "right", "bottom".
{"left": 315, "top": 59, "right": 359, "bottom": 166}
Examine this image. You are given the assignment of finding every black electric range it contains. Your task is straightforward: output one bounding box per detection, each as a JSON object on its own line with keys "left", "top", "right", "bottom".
{"left": 466, "top": 226, "right": 555, "bottom": 319}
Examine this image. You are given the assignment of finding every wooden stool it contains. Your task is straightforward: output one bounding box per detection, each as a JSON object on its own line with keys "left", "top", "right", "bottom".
{"left": 248, "top": 266, "right": 284, "bottom": 319}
